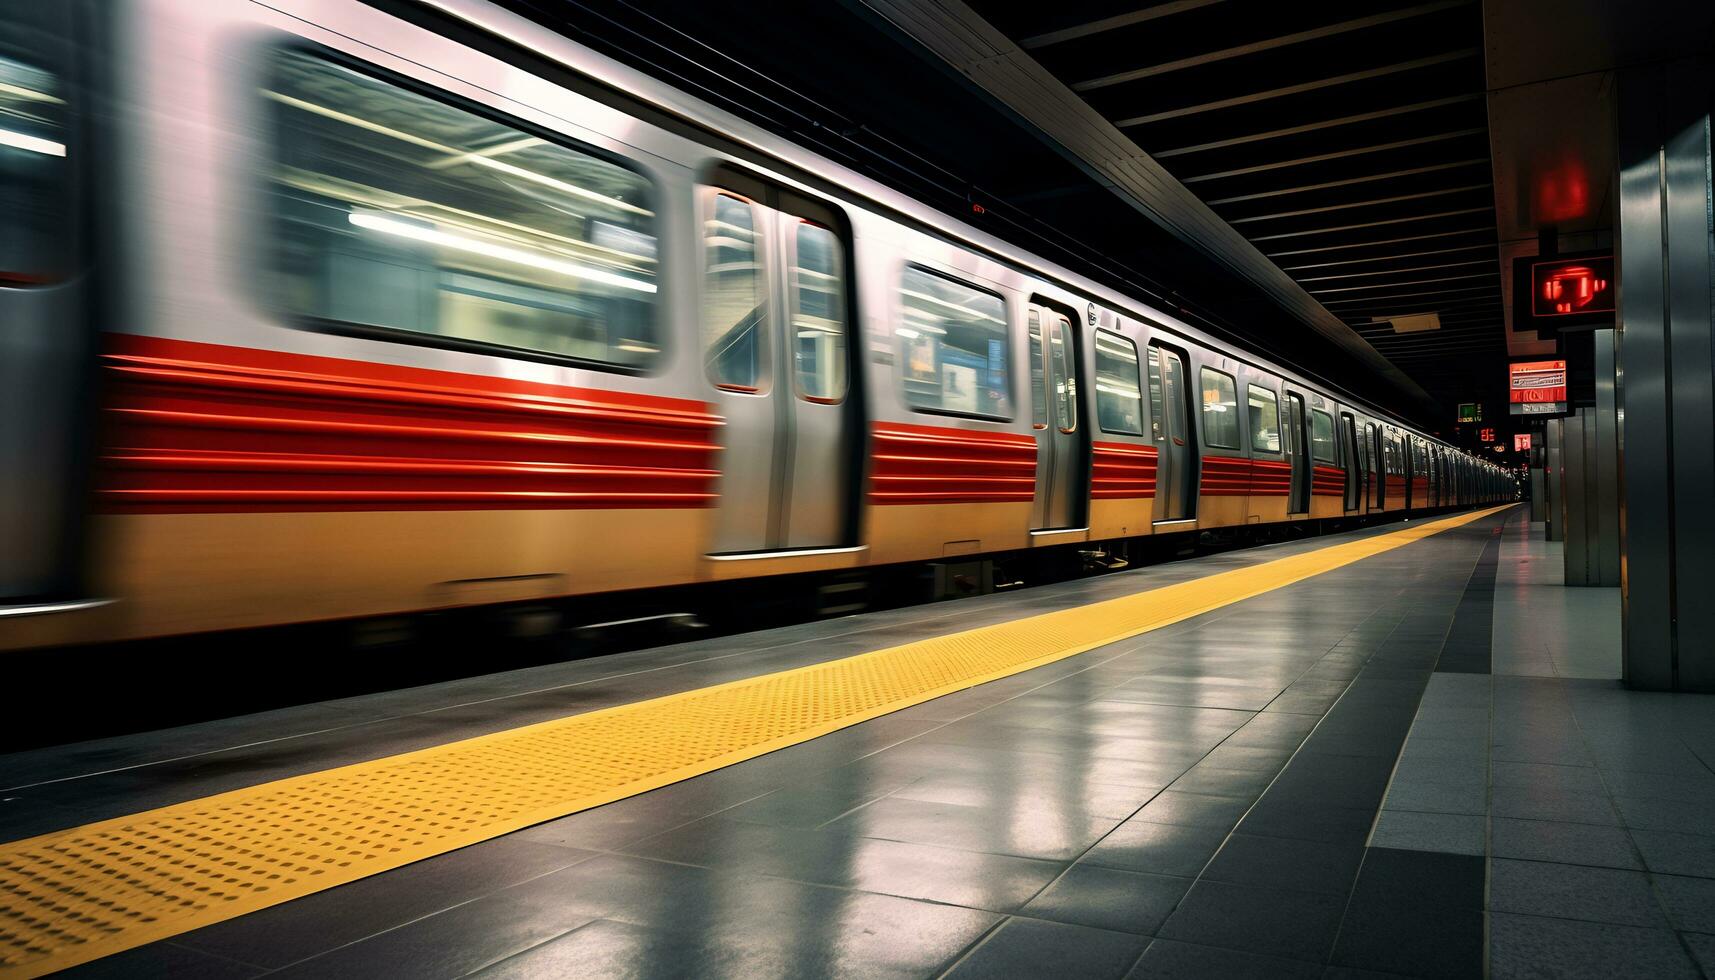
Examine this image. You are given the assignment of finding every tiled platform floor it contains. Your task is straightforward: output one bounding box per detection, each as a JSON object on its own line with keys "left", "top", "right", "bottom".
{"left": 1374, "top": 517, "right": 1715, "bottom": 979}
{"left": 6, "top": 506, "right": 1711, "bottom": 978}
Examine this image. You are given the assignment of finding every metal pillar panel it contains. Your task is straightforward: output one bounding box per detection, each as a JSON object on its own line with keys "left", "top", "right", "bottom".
{"left": 1616, "top": 68, "right": 1675, "bottom": 689}
{"left": 1662, "top": 84, "right": 1715, "bottom": 691}
{"left": 1529, "top": 466, "right": 1545, "bottom": 521}
{"left": 1544, "top": 418, "right": 1563, "bottom": 542}
{"left": 1594, "top": 329, "right": 1623, "bottom": 584}
{"left": 1615, "top": 59, "right": 1715, "bottom": 691}
{"left": 1563, "top": 412, "right": 1589, "bottom": 583}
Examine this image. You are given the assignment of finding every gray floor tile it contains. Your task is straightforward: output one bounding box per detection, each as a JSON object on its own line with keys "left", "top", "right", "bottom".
{"left": 174, "top": 839, "right": 594, "bottom": 969}
{"left": 1652, "top": 873, "right": 1715, "bottom": 934}
{"left": 1632, "top": 830, "right": 1715, "bottom": 878}
{"left": 1489, "top": 784, "right": 1620, "bottom": 826}
{"left": 1613, "top": 794, "right": 1715, "bottom": 835}
{"left": 1368, "top": 810, "right": 1485, "bottom": 856}
{"left": 828, "top": 795, "right": 1120, "bottom": 862}
{"left": 889, "top": 770, "right": 1160, "bottom": 821}
{"left": 1685, "top": 933, "right": 1715, "bottom": 976}
{"left": 1238, "top": 797, "right": 1377, "bottom": 845}
{"left": 1128, "top": 938, "right": 1322, "bottom": 979}
{"left": 1379, "top": 778, "right": 1488, "bottom": 816}
{"left": 1488, "top": 912, "right": 1699, "bottom": 980}
{"left": 1157, "top": 879, "right": 1346, "bottom": 962}
{"left": 1020, "top": 865, "right": 1191, "bottom": 935}
{"left": 1489, "top": 818, "right": 1642, "bottom": 870}
{"left": 1082, "top": 820, "right": 1231, "bottom": 877}
{"left": 1330, "top": 901, "right": 1483, "bottom": 978}
{"left": 60, "top": 943, "right": 262, "bottom": 979}
{"left": 1130, "top": 791, "right": 1252, "bottom": 830}
{"left": 476, "top": 856, "right": 1002, "bottom": 978}
{"left": 1166, "top": 766, "right": 1275, "bottom": 800}
{"left": 1600, "top": 770, "right": 1715, "bottom": 804}
{"left": 1488, "top": 859, "right": 1665, "bottom": 927}
{"left": 1491, "top": 761, "right": 1606, "bottom": 795}
{"left": 1201, "top": 834, "right": 1363, "bottom": 895}
{"left": 945, "top": 918, "right": 1148, "bottom": 979}
{"left": 619, "top": 816, "right": 1064, "bottom": 912}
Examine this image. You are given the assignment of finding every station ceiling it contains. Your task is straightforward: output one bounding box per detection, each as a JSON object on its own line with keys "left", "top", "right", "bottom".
{"left": 487, "top": 0, "right": 1510, "bottom": 427}
{"left": 961, "top": 0, "right": 1506, "bottom": 402}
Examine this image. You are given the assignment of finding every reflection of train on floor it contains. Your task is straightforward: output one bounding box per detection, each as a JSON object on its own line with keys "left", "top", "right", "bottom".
{"left": 0, "top": 0, "right": 1511, "bottom": 651}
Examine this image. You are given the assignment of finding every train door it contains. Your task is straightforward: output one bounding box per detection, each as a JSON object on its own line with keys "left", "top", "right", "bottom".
{"left": 1146, "top": 343, "right": 1195, "bottom": 521}
{"left": 1283, "top": 391, "right": 1310, "bottom": 514}
{"left": 702, "top": 175, "right": 855, "bottom": 553}
{"left": 1027, "top": 305, "right": 1086, "bottom": 530}
{"left": 1368, "top": 424, "right": 1385, "bottom": 510}
{"left": 1, "top": 0, "right": 90, "bottom": 606}
{"left": 1340, "top": 413, "right": 1361, "bottom": 511}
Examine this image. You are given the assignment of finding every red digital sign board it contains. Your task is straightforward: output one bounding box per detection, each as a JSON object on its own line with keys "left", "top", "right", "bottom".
{"left": 1514, "top": 433, "right": 1533, "bottom": 452}
{"left": 1510, "top": 360, "right": 1567, "bottom": 416}
{"left": 1511, "top": 250, "right": 1616, "bottom": 334}
{"left": 1531, "top": 257, "right": 1614, "bottom": 317}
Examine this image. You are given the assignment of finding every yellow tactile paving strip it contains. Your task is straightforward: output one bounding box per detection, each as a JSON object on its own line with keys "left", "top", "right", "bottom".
{"left": 0, "top": 506, "right": 1508, "bottom": 976}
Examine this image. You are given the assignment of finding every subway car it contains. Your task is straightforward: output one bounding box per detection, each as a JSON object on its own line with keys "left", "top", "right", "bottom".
{"left": 0, "top": 0, "right": 1512, "bottom": 652}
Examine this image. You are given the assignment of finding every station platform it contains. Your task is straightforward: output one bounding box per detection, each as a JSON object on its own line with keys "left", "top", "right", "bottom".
{"left": 4, "top": 504, "right": 1713, "bottom": 979}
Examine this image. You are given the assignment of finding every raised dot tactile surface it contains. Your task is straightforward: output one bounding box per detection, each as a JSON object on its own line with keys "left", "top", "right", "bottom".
{"left": 0, "top": 506, "right": 1509, "bottom": 976}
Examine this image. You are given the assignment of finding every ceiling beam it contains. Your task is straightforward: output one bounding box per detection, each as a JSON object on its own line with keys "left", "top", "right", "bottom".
{"left": 1115, "top": 49, "right": 1479, "bottom": 127}
{"left": 1249, "top": 206, "right": 1493, "bottom": 242}
{"left": 857, "top": 0, "right": 1440, "bottom": 419}
{"left": 1228, "top": 183, "right": 1491, "bottom": 224}
{"left": 1152, "top": 94, "right": 1482, "bottom": 157}
{"left": 1019, "top": 0, "right": 1226, "bottom": 49}
{"left": 1264, "top": 225, "right": 1495, "bottom": 257}
{"left": 1180, "top": 128, "right": 1485, "bottom": 183}
{"left": 1206, "top": 159, "right": 1488, "bottom": 206}
{"left": 1073, "top": 0, "right": 1469, "bottom": 91}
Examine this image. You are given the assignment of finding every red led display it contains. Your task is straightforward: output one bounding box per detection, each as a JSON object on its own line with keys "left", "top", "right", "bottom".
{"left": 1514, "top": 433, "right": 1532, "bottom": 452}
{"left": 1530, "top": 256, "right": 1614, "bottom": 318}
{"left": 1510, "top": 360, "right": 1567, "bottom": 406}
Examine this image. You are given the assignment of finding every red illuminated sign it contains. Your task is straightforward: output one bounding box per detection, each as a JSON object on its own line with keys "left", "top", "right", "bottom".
{"left": 1530, "top": 256, "right": 1614, "bottom": 318}
{"left": 1480, "top": 427, "right": 1496, "bottom": 443}
{"left": 1514, "top": 433, "right": 1532, "bottom": 451}
{"left": 1510, "top": 360, "right": 1567, "bottom": 407}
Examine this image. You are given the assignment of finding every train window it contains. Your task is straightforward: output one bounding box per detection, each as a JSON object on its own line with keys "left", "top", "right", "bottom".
{"left": 704, "top": 192, "right": 766, "bottom": 391}
{"left": 1246, "top": 385, "right": 1281, "bottom": 453}
{"left": 791, "top": 221, "right": 845, "bottom": 402}
{"left": 1093, "top": 330, "right": 1143, "bottom": 435}
{"left": 897, "top": 265, "right": 1011, "bottom": 419}
{"left": 1199, "top": 367, "right": 1239, "bottom": 449}
{"left": 1310, "top": 410, "right": 1335, "bottom": 463}
{"left": 0, "top": 3, "right": 73, "bottom": 286}
{"left": 1028, "top": 312, "right": 1047, "bottom": 427}
{"left": 262, "top": 50, "right": 660, "bottom": 369}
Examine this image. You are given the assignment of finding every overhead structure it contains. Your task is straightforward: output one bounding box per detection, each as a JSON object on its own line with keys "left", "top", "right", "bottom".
{"left": 860, "top": 0, "right": 1503, "bottom": 417}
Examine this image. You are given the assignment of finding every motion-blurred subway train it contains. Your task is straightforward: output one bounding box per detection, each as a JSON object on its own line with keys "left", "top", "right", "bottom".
{"left": 0, "top": 0, "right": 1512, "bottom": 652}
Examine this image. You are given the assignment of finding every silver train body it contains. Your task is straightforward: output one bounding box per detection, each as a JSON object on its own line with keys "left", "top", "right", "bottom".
{"left": 0, "top": 0, "right": 1511, "bottom": 650}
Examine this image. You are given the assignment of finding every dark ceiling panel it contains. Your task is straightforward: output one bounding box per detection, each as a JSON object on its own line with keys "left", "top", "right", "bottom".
{"left": 966, "top": 0, "right": 1506, "bottom": 415}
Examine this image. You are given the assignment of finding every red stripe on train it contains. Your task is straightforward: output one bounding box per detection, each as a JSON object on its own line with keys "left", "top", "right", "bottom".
{"left": 1312, "top": 464, "right": 1345, "bottom": 497}
{"left": 97, "top": 334, "right": 723, "bottom": 513}
{"left": 869, "top": 421, "right": 1036, "bottom": 505}
{"left": 1091, "top": 441, "right": 1157, "bottom": 499}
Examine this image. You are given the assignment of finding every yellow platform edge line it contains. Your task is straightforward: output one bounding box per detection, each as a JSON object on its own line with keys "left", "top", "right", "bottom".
{"left": 0, "top": 505, "right": 1510, "bottom": 977}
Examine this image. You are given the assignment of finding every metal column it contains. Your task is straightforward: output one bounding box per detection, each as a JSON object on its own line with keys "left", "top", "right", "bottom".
{"left": 1615, "top": 58, "right": 1715, "bottom": 692}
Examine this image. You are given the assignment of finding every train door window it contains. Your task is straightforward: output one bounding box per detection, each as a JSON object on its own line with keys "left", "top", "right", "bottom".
{"left": 1340, "top": 413, "right": 1361, "bottom": 509}
{"left": 704, "top": 192, "right": 766, "bottom": 391}
{"left": 790, "top": 221, "right": 846, "bottom": 402}
{"left": 0, "top": 6, "right": 72, "bottom": 286}
{"left": 1199, "top": 367, "right": 1239, "bottom": 449}
{"left": 1028, "top": 312, "right": 1048, "bottom": 427}
{"left": 262, "top": 49, "right": 660, "bottom": 369}
{"left": 898, "top": 265, "right": 1010, "bottom": 419}
{"left": 1310, "top": 410, "right": 1335, "bottom": 463}
{"left": 1048, "top": 315, "right": 1076, "bottom": 432}
{"left": 1246, "top": 385, "right": 1280, "bottom": 452}
{"left": 1094, "top": 329, "right": 1143, "bottom": 435}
